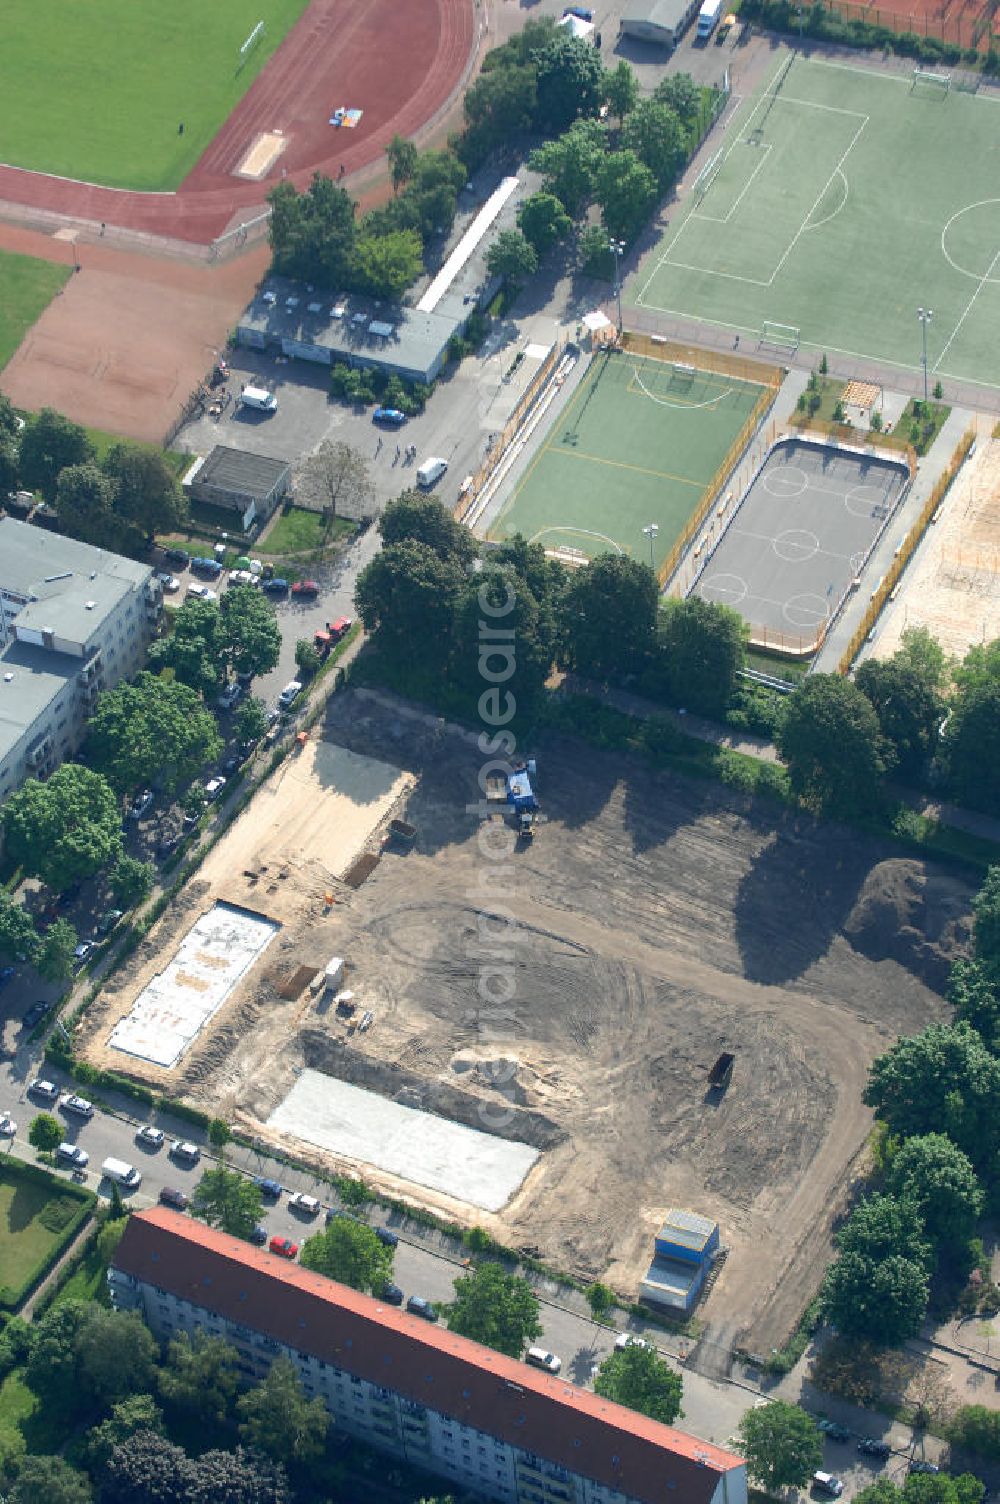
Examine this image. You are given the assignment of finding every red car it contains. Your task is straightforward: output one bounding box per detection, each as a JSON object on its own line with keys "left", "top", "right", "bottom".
{"left": 292, "top": 580, "right": 319, "bottom": 598}
{"left": 269, "top": 1236, "right": 299, "bottom": 1259}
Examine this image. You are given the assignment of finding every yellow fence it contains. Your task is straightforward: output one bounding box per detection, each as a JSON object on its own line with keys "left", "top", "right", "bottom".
{"left": 455, "top": 338, "right": 566, "bottom": 525}
{"left": 837, "top": 427, "right": 976, "bottom": 674}
{"left": 789, "top": 413, "right": 918, "bottom": 475}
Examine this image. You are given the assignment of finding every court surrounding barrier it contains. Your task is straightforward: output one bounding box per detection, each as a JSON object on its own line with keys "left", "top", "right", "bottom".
{"left": 837, "top": 427, "right": 976, "bottom": 673}
{"left": 789, "top": 414, "right": 918, "bottom": 477}
{"left": 455, "top": 337, "right": 568, "bottom": 525}
{"left": 823, "top": 0, "right": 995, "bottom": 49}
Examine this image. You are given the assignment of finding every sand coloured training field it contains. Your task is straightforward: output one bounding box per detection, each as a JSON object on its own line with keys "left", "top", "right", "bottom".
{"left": 871, "top": 435, "right": 1000, "bottom": 661}
{"left": 197, "top": 738, "right": 414, "bottom": 897}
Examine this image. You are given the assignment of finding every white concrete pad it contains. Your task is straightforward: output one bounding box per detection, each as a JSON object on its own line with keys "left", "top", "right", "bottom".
{"left": 109, "top": 903, "right": 279, "bottom": 1068}
{"left": 268, "top": 1070, "right": 540, "bottom": 1212}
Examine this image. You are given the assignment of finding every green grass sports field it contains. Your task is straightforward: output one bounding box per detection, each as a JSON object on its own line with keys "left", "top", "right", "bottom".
{"left": 634, "top": 52, "right": 1000, "bottom": 393}
{"left": 3, "top": 0, "right": 309, "bottom": 190}
{"left": 490, "top": 351, "right": 768, "bottom": 573}
{"left": 0, "top": 249, "right": 71, "bottom": 371}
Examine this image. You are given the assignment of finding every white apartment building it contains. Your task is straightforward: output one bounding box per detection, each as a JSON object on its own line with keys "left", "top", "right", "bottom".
{"left": 110, "top": 1209, "right": 748, "bottom": 1504}
{"left": 0, "top": 518, "right": 161, "bottom": 804}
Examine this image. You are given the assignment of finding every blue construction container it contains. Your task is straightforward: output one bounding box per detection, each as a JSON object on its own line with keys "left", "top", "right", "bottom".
{"left": 654, "top": 1209, "right": 719, "bottom": 1267}
{"left": 506, "top": 768, "right": 538, "bottom": 812}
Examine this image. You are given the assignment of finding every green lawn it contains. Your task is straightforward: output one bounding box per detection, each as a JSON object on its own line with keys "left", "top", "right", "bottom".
{"left": 0, "top": 249, "right": 70, "bottom": 371}
{"left": 260, "top": 508, "right": 356, "bottom": 556}
{"left": 491, "top": 351, "right": 768, "bottom": 572}
{"left": 0, "top": 1161, "right": 93, "bottom": 1309}
{"left": 634, "top": 52, "right": 1000, "bottom": 393}
{"left": 4, "top": 0, "right": 310, "bottom": 189}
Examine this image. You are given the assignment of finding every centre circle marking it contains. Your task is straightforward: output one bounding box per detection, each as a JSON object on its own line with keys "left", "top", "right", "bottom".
{"left": 844, "top": 484, "right": 886, "bottom": 518}
{"left": 699, "top": 572, "right": 747, "bottom": 607}
{"left": 941, "top": 200, "right": 1000, "bottom": 283}
{"left": 762, "top": 465, "right": 808, "bottom": 499}
{"left": 772, "top": 528, "right": 819, "bottom": 563}
{"left": 783, "top": 592, "right": 830, "bottom": 630}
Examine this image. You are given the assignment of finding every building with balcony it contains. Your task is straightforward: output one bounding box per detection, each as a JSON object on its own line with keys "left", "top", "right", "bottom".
{"left": 0, "top": 518, "right": 160, "bottom": 805}
{"left": 110, "top": 1209, "right": 747, "bottom": 1504}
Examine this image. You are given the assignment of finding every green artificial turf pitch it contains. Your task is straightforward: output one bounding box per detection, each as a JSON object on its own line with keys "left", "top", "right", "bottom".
{"left": 490, "top": 351, "right": 768, "bottom": 573}
{"left": 0, "top": 248, "right": 71, "bottom": 370}
{"left": 3, "top": 0, "right": 309, "bottom": 190}
{"left": 634, "top": 52, "right": 1000, "bottom": 393}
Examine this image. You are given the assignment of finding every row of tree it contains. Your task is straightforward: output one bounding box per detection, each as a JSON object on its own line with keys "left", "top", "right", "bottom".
{"left": 1, "top": 398, "right": 187, "bottom": 550}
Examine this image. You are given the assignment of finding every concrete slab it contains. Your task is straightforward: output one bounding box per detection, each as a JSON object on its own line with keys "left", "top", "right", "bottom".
{"left": 268, "top": 1070, "right": 540, "bottom": 1211}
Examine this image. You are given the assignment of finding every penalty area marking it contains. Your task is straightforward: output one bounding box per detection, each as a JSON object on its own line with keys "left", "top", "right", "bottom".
{"left": 629, "top": 365, "right": 737, "bottom": 410}
{"left": 529, "top": 526, "right": 626, "bottom": 556}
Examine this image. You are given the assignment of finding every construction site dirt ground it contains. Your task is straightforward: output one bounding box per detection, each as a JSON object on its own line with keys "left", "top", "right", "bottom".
{"left": 78, "top": 688, "right": 972, "bottom": 1354}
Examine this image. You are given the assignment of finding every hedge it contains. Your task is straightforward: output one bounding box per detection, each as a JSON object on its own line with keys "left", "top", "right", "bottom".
{"left": 740, "top": 0, "right": 975, "bottom": 64}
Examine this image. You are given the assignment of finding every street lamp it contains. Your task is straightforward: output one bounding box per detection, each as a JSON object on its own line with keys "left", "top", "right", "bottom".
{"left": 917, "top": 307, "right": 933, "bottom": 404}
{"left": 642, "top": 522, "right": 659, "bottom": 567}
{"left": 609, "top": 238, "right": 625, "bottom": 335}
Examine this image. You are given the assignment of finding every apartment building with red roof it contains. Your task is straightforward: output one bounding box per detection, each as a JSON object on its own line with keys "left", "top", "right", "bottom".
{"left": 110, "top": 1208, "right": 748, "bottom": 1504}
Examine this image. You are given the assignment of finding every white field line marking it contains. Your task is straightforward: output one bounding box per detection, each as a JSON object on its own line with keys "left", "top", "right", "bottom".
{"left": 934, "top": 242, "right": 1000, "bottom": 371}
{"left": 776, "top": 94, "right": 869, "bottom": 118}
{"left": 630, "top": 365, "right": 736, "bottom": 408}
{"left": 803, "top": 168, "right": 849, "bottom": 232}
{"left": 766, "top": 117, "right": 868, "bottom": 286}
{"left": 658, "top": 257, "right": 773, "bottom": 287}
{"left": 691, "top": 143, "right": 773, "bottom": 226}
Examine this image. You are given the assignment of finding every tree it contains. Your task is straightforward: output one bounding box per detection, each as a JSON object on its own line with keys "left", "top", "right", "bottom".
{"left": 36, "top": 918, "right": 79, "bottom": 983}
{"left": 352, "top": 229, "right": 424, "bottom": 300}
{"left": 973, "top": 865, "right": 1000, "bottom": 974}
{"left": 948, "top": 1405, "right": 1000, "bottom": 1461}
{"left": 595, "top": 149, "right": 658, "bottom": 243}
{"left": 836, "top": 1193, "right": 931, "bottom": 1271}
{"left": 191, "top": 1165, "right": 263, "bottom": 1240}
{"left": 620, "top": 99, "right": 687, "bottom": 190}
{"left": 28, "top": 1112, "right": 63, "bottom": 1153}
{"left": 103, "top": 443, "right": 187, "bottom": 548}
{"left": 300, "top": 1218, "right": 394, "bottom": 1293}
{"left": 578, "top": 223, "right": 613, "bottom": 277}
{"left": 86, "top": 1394, "right": 164, "bottom": 1472}
{"left": 559, "top": 553, "right": 658, "bottom": 681}
{"left": 454, "top": 564, "right": 556, "bottom": 717}
{"left": 855, "top": 651, "right": 946, "bottom": 782}
{"left": 55, "top": 462, "right": 121, "bottom": 550}
{"left": 737, "top": 1401, "right": 823, "bottom": 1491}
{"left": 234, "top": 696, "right": 269, "bottom": 747}
{"left": 0, "top": 892, "right": 39, "bottom": 965}
{"left": 18, "top": 408, "right": 94, "bottom": 497}
{"left": 110, "top": 854, "right": 154, "bottom": 908}
{"left": 158, "top": 1332, "right": 240, "bottom": 1426}
{"left": 220, "top": 584, "right": 281, "bottom": 681}
{"left": 447, "top": 1263, "right": 542, "bottom": 1357}
{"left": 208, "top": 1117, "right": 232, "bottom": 1149}
{"left": 75, "top": 1307, "right": 157, "bottom": 1409}
{"left": 149, "top": 597, "right": 227, "bottom": 700}
{"left": 188, "top": 1446, "right": 291, "bottom": 1504}
{"left": 295, "top": 440, "right": 375, "bottom": 525}
{"left": 776, "top": 673, "right": 886, "bottom": 815}
{"left": 3, "top": 763, "right": 122, "bottom": 893}
{"left": 949, "top": 958, "right": 1000, "bottom": 1054}
{"left": 294, "top": 639, "right": 322, "bottom": 677}
{"left": 654, "top": 596, "right": 746, "bottom": 716}
{"left": 896, "top": 623, "right": 950, "bottom": 691}
{"left": 86, "top": 673, "right": 223, "bottom": 796}
{"left": 267, "top": 174, "right": 357, "bottom": 288}
{"left": 486, "top": 229, "right": 539, "bottom": 290}
{"left": 387, "top": 134, "right": 419, "bottom": 193}
{"left": 237, "top": 1356, "right": 328, "bottom": 1465}
{"left": 534, "top": 32, "right": 605, "bottom": 133}
{"left": 379, "top": 491, "right": 478, "bottom": 565}
{"left": 585, "top": 1282, "right": 615, "bottom": 1319}
{"left": 102, "top": 1429, "right": 192, "bottom": 1504}
{"left": 605, "top": 59, "right": 639, "bottom": 123}
{"left": 517, "top": 192, "right": 573, "bottom": 258}
{"left": 354, "top": 540, "right": 467, "bottom": 673}
{"left": 529, "top": 119, "right": 606, "bottom": 216}
{"left": 0, "top": 393, "right": 20, "bottom": 496}
{"left": 864, "top": 1022, "right": 1000, "bottom": 1169}
{"left": 822, "top": 1247, "right": 930, "bottom": 1344}
{"left": 462, "top": 64, "right": 538, "bottom": 164}
{"left": 25, "top": 1301, "right": 91, "bottom": 1415}
{"left": 945, "top": 678, "right": 1000, "bottom": 814}
{"left": 8, "top": 1455, "right": 92, "bottom": 1504}
{"left": 593, "top": 1342, "right": 684, "bottom": 1424}
{"left": 886, "top": 1133, "right": 984, "bottom": 1248}
{"left": 653, "top": 72, "right": 703, "bottom": 132}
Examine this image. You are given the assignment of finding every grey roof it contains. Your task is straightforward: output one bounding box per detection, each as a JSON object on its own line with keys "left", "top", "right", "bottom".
{"left": 0, "top": 639, "right": 80, "bottom": 767}
{"left": 620, "top": 0, "right": 693, "bottom": 27}
{"left": 193, "top": 446, "right": 290, "bottom": 501}
{"left": 0, "top": 518, "right": 151, "bottom": 645}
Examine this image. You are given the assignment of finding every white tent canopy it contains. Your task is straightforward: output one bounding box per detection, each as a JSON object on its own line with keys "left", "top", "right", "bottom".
{"left": 558, "top": 12, "right": 595, "bottom": 37}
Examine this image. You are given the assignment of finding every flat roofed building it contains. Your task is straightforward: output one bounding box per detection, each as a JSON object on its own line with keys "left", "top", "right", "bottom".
{"left": 619, "top": 0, "right": 700, "bottom": 44}
{"left": 0, "top": 518, "right": 160, "bottom": 804}
{"left": 111, "top": 1208, "right": 747, "bottom": 1504}
{"left": 183, "top": 446, "right": 291, "bottom": 532}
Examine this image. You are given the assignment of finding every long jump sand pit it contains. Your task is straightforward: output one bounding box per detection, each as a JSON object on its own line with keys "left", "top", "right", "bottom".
{"left": 198, "top": 739, "right": 415, "bottom": 904}
{"left": 269, "top": 1071, "right": 540, "bottom": 1212}
{"left": 871, "top": 436, "right": 1000, "bottom": 661}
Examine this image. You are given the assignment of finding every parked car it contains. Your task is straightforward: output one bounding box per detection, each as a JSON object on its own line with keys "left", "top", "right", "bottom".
{"left": 223, "top": 753, "right": 244, "bottom": 776}
{"left": 191, "top": 556, "right": 223, "bottom": 578}
{"left": 375, "top": 1225, "right": 398, "bottom": 1248}
{"left": 372, "top": 407, "right": 407, "bottom": 426}
{"left": 818, "top": 1420, "right": 851, "bottom": 1442}
{"left": 28, "top": 1078, "right": 59, "bottom": 1102}
{"left": 910, "top": 1462, "right": 940, "bottom": 1476}
{"left": 292, "top": 580, "right": 319, "bottom": 598}
{"left": 256, "top": 1177, "right": 282, "bottom": 1200}
{"left": 406, "top": 1296, "right": 438, "bottom": 1322}
{"left": 186, "top": 583, "right": 217, "bottom": 602}
{"left": 23, "top": 1000, "right": 50, "bottom": 1029}
{"left": 156, "top": 572, "right": 181, "bottom": 593}
{"left": 858, "top": 1440, "right": 892, "bottom": 1458}
{"left": 204, "top": 776, "right": 227, "bottom": 801}
{"left": 136, "top": 1125, "right": 165, "bottom": 1149}
{"left": 269, "top": 1236, "right": 298, "bottom": 1259}
{"left": 329, "top": 616, "right": 353, "bottom": 640}
{"left": 525, "top": 1347, "right": 562, "bottom": 1374}
{"left": 164, "top": 547, "right": 190, "bottom": 568}
{"left": 249, "top": 1225, "right": 268, "bottom": 1245}
{"left": 289, "top": 1192, "right": 321, "bottom": 1216}
{"left": 73, "top": 941, "right": 94, "bottom": 968}
{"left": 217, "top": 682, "right": 242, "bottom": 711}
{"left": 95, "top": 909, "right": 124, "bottom": 936}
{"left": 262, "top": 578, "right": 289, "bottom": 595}
{"left": 614, "top": 1333, "right": 651, "bottom": 1351}
{"left": 61, "top": 1094, "right": 94, "bottom": 1119}
{"left": 813, "top": 1474, "right": 845, "bottom": 1497}
{"left": 0, "top": 1113, "right": 16, "bottom": 1136}
{"left": 380, "top": 1281, "right": 404, "bottom": 1306}
{"left": 159, "top": 1186, "right": 189, "bottom": 1210}
{"left": 169, "top": 1139, "right": 201, "bottom": 1165}
{"left": 228, "top": 570, "right": 258, "bottom": 588}
{"left": 56, "top": 1142, "right": 89, "bottom": 1168}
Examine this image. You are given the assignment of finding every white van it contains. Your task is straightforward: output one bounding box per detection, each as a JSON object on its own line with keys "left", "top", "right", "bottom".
{"left": 239, "top": 386, "right": 278, "bottom": 413}
{"left": 278, "top": 680, "right": 303, "bottom": 710}
{"left": 416, "top": 457, "right": 448, "bottom": 489}
{"left": 101, "top": 1157, "right": 142, "bottom": 1190}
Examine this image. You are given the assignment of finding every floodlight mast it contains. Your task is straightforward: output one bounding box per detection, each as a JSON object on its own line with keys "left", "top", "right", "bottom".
{"left": 917, "top": 307, "right": 933, "bottom": 404}
{"left": 610, "top": 238, "right": 625, "bottom": 334}
{"left": 643, "top": 522, "right": 659, "bottom": 567}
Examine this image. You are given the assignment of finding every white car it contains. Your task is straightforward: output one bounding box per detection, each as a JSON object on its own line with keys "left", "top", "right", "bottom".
{"left": 170, "top": 1139, "right": 201, "bottom": 1165}
{"left": 0, "top": 1113, "right": 16, "bottom": 1135}
{"left": 615, "top": 1333, "right": 652, "bottom": 1351}
{"left": 28, "top": 1078, "right": 59, "bottom": 1103}
{"left": 204, "top": 776, "right": 227, "bottom": 801}
{"left": 216, "top": 682, "right": 242, "bottom": 711}
{"left": 56, "top": 1142, "right": 89, "bottom": 1168}
{"left": 289, "top": 1192, "right": 321, "bottom": 1216}
{"left": 136, "top": 1125, "right": 165, "bottom": 1148}
{"left": 61, "top": 1093, "right": 95, "bottom": 1119}
{"left": 525, "top": 1347, "right": 562, "bottom": 1374}
{"left": 187, "top": 583, "right": 218, "bottom": 602}
{"left": 156, "top": 573, "right": 181, "bottom": 594}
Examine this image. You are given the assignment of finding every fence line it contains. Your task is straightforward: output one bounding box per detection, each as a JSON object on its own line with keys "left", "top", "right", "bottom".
{"left": 788, "top": 414, "right": 919, "bottom": 478}
{"left": 622, "top": 330, "right": 781, "bottom": 391}
{"left": 837, "top": 427, "right": 976, "bottom": 673}
{"left": 823, "top": 0, "right": 994, "bottom": 48}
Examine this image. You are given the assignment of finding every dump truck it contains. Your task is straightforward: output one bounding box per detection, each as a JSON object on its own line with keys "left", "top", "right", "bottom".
{"left": 708, "top": 1051, "right": 735, "bottom": 1090}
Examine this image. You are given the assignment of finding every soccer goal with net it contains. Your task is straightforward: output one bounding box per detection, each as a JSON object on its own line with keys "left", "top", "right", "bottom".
{"left": 911, "top": 67, "right": 951, "bottom": 96}
{"left": 760, "top": 320, "right": 801, "bottom": 353}
{"left": 693, "top": 150, "right": 723, "bottom": 202}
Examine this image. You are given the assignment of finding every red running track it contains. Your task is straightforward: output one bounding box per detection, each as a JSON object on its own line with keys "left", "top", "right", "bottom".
{"left": 0, "top": 0, "right": 475, "bottom": 245}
